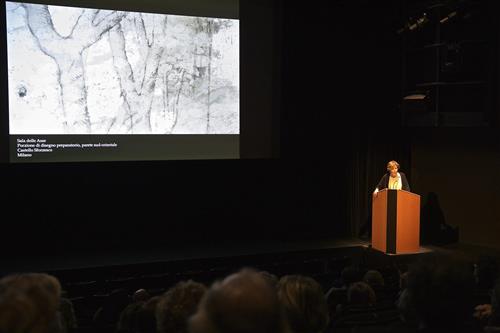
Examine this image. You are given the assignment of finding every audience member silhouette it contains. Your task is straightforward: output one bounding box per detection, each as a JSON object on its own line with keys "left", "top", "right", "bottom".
{"left": 329, "top": 282, "right": 381, "bottom": 332}
{"left": 405, "top": 254, "right": 475, "bottom": 332}
{"left": 363, "top": 269, "right": 397, "bottom": 305}
{"left": 277, "top": 275, "right": 329, "bottom": 333}
{"left": 117, "top": 295, "right": 160, "bottom": 333}
{"left": 156, "top": 280, "right": 207, "bottom": 333}
{"left": 3, "top": 253, "right": 498, "bottom": 333}
{"left": 259, "top": 270, "right": 279, "bottom": 289}
{"left": 132, "top": 289, "right": 151, "bottom": 303}
{"left": 347, "top": 281, "right": 377, "bottom": 307}
{"left": 0, "top": 273, "right": 63, "bottom": 333}
{"left": 136, "top": 296, "right": 161, "bottom": 333}
{"left": 188, "top": 268, "right": 287, "bottom": 333}
{"left": 395, "top": 271, "right": 418, "bottom": 329}
{"left": 93, "top": 288, "right": 130, "bottom": 332}
{"left": 326, "top": 265, "right": 362, "bottom": 321}
{"left": 117, "top": 301, "right": 144, "bottom": 333}
{"left": 329, "top": 265, "right": 362, "bottom": 291}
{"left": 59, "top": 293, "right": 77, "bottom": 333}
{"left": 363, "top": 270, "right": 384, "bottom": 289}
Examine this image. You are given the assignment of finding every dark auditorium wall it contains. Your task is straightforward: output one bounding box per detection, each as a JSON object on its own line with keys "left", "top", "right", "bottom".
{"left": 281, "top": 0, "right": 406, "bottom": 238}
{"left": 410, "top": 129, "right": 500, "bottom": 250}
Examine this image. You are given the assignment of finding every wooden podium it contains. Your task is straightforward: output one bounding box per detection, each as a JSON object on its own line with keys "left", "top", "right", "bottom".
{"left": 372, "top": 189, "right": 420, "bottom": 254}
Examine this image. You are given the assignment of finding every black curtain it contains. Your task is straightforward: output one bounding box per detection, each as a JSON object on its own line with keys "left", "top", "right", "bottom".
{"left": 347, "top": 128, "right": 412, "bottom": 238}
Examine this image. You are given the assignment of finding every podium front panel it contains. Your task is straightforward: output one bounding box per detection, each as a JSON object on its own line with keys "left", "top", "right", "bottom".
{"left": 372, "top": 190, "right": 388, "bottom": 253}
{"left": 396, "top": 190, "right": 420, "bottom": 253}
{"left": 372, "top": 189, "right": 420, "bottom": 254}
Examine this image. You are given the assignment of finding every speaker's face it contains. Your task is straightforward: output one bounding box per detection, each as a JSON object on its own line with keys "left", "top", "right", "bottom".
{"left": 389, "top": 167, "right": 398, "bottom": 177}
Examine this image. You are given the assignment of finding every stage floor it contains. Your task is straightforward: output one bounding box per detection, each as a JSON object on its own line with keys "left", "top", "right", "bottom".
{"left": 1, "top": 237, "right": 369, "bottom": 274}
{"left": 2, "top": 237, "right": 496, "bottom": 276}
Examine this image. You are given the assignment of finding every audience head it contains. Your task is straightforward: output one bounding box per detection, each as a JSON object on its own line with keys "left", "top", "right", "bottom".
{"left": 156, "top": 280, "right": 207, "bottom": 333}
{"left": 363, "top": 270, "right": 385, "bottom": 288}
{"left": 277, "top": 275, "right": 329, "bottom": 333}
{"left": 59, "top": 297, "right": 77, "bottom": 331}
{"left": 259, "top": 271, "right": 279, "bottom": 289}
{"left": 188, "top": 268, "right": 286, "bottom": 333}
{"left": 118, "top": 295, "right": 160, "bottom": 333}
{"left": 133, "top": 289, "right": 151, "bottom": 303}
{"left": 0, "top": 288, "right": 38, "bottom": 333}
{"left": 94, "top": 288, "right": 130, "bottom": 326}
{"left": 137, "top": 296, "right": 161, "bottom": 333}
{"left": 0, "top": 273, "right": 62, "bottom": 333}
{"left": 406, "top": 254, "right": 475, "bottom": 329}
{"left": 118, "top": 302, "right": 143, "bottom": 333}
{"left": 347, "top": 282, "right": 376, "bottom": 307}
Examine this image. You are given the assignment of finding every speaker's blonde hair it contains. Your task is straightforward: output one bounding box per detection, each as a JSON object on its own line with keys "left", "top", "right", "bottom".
{"left": 386, "top": 160, "right": 400, "bottom": 171}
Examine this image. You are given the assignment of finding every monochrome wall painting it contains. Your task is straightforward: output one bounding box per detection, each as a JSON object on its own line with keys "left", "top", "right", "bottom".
{"left": 6, "top": 2, "right": 239, "bottom": 134}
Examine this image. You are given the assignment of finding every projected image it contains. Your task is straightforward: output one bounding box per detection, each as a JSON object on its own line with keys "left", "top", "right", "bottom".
{"left": 6, "top": 2, "right": 239, "bottom": 135}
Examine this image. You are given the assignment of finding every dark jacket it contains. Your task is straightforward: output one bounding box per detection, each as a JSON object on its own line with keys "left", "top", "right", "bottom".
{"left": 376, "top": 172, "right": 411, "bottom": 192}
